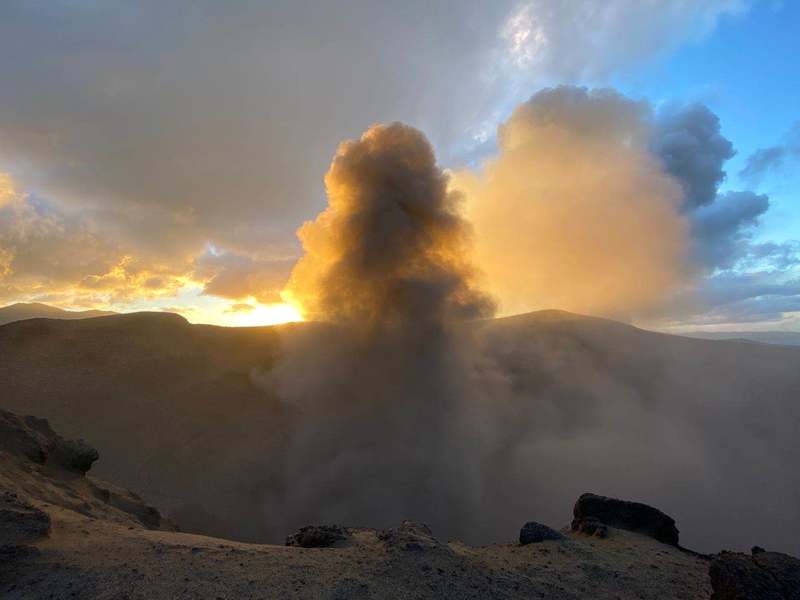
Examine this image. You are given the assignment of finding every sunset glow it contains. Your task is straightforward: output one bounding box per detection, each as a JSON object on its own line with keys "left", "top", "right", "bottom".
{"left": 221, "top": 302, "right": 303, "bottom": 327}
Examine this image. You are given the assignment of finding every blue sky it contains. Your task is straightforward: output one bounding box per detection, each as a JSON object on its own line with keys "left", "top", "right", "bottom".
{"left": 617, "top": 1, "right": 800, "bottom": 243}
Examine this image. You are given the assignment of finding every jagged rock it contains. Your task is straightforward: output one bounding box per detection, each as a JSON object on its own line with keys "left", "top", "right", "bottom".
{"left": 378, "top": 521, "right": 441, "bottom": 552}
{"left": 571, "top": 517, "right": 608, "bottom": 539}
{"left": 54, "top": 438, "right": 100, "bottom": 474}
{"left": 519, "top": 521, "right": 564, "bottom": 545}
{"left": 709, "top": 550, "right": 800, "bottom": 599}
{"left": 0, "top": 410, "right": 99, "bottom": 474}
{"left": 1, "top": 409, "right": 175, "bottom": 533}
{"left": 572, "top": 492, "right": 679, "bottom": 545}
{"left": 286, "top": 525, "right": 347, "bottom": 548}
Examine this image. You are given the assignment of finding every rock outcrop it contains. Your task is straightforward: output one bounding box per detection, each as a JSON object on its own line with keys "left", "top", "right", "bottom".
{"left": 0, "top": 409, "right": 173, "bottom": 533}
{"left": 378, "top": 521, "right": 442, "bottom": 552}
{"left": 286, "top": 525, "right": 348, "bottom": 548}
{"left": 519, "top": 521, "right": 565, "bottom": 545}
{"left": 572, "top": 492, "right": 679, "bottom": 545}
{"left": 0, "top": 410, "right": 99, "bottom": 474}
{"left": 709, "top": 548, "right": 800, "bottom": 599}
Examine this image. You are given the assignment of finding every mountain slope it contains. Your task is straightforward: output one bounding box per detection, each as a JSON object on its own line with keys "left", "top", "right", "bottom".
{"left": 0, "top": 303, "right": 116, "bottom": 326}
{"left": 0, "top": 310, "right": 798, "bottom": 555}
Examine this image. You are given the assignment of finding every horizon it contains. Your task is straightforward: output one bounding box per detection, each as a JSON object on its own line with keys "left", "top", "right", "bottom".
{"left": 3, "top": 300, "right": 800, "bottom": 337}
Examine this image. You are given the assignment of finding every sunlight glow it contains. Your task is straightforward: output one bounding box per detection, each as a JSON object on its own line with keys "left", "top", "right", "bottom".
{"left": 224, "top": 302, "right": 304, "bottom": 327}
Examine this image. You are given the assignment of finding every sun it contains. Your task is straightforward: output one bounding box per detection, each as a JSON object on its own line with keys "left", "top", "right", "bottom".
{"left": 227, "top": 302, "right": 303, "bottom": 327}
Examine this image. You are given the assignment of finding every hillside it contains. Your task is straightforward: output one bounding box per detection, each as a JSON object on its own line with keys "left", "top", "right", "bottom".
{"left": 0, "top": 310, "right": 798, "bottom": 556}
{"left": 0, "top": 303, "right": 117, "bottom": 326}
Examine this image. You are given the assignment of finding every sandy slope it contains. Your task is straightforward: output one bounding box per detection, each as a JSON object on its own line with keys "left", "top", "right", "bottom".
{"left": 5, "top": 496, "right": 712, "bottom": 599}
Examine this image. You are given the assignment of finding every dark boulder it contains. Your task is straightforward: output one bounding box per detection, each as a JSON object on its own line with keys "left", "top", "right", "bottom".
{"left": 519, "top": 521, "right": 565, "bottom": 545}
{"left": 286, "top": 525, "right": 348, "bottom": 548}
{"left": 54, "top": 438, "right": 99, "bottom": 474}
{"left": 572, "top": 492, "right": 679, "bottom": 545}
{"left": 710, "top": 550, "right": 800, "bottom": 599}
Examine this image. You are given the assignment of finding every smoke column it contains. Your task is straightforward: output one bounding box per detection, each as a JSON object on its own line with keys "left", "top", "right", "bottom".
{"left": 273, "top": 123, "right": 502, "bottom": 538}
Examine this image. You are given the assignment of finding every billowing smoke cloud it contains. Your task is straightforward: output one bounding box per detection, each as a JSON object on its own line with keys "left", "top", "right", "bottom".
{"left": 453, "top": 87, "right": 691, "bottom": 320}
{"left": 691, "top": 190, "right": 769, "bottom": 270}
{"left": 249, "top": 120, "right": 799, "bottom": 556}
{"left": 263, "top": 124, "right": 507, "bottom": 539}
{"left": 652, "top": 103, "right": 735, "bottom": 211}
{"left": 247, "top": 121, "right": 799, "bottom": 555}
{"left": 286, "top": 123, "right": 493, "bottom": 327}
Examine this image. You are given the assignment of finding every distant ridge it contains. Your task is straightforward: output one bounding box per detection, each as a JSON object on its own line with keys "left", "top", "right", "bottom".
{"left": 678, "top": 330, "right": 800, "bottom": 347}
{"left": 0, "top": 302, "right": 117, "bottom": 326}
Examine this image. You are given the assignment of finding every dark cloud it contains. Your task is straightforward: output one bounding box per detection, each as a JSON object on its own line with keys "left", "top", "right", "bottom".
{"left": 645, "top": 104, "right": 800, "bottom": 327}
{"left": 652, "top": 103, "right": 735, "bottom": 210}
{"left": 690, "top": 190, "right": 769, "bottom": 270}
{"left": 739, "top": 122, "right": 800, "bottom": 183}
{"left": 646, "top": 103, "right": 799, "bottom": 326}
{"left": 661, "top": 272, "right": 800, "bottom": 327}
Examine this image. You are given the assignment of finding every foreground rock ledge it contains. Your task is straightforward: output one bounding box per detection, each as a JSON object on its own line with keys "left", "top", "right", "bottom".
{"left": 710, "top": 549, "right": 800, "bottom": 599}
{"left": 2, "top": 409, "right": 799, "bottom": 599}
{"left": 572, "top": 492, "right": 680, "bottom": 545}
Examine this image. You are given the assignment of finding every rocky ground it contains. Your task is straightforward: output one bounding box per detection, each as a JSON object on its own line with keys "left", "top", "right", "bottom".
{"left": 1, "top": 409, "right": 798, "bottom": 599}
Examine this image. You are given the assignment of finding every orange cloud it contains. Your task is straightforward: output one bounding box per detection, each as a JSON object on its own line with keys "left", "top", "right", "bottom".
{"left": 453, "top": 87, "right": 691, "bottom": 320}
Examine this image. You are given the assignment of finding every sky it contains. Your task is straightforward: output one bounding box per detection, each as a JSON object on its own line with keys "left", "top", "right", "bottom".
{"left": 0, "top": 0, "right": 797, "bottom": 330}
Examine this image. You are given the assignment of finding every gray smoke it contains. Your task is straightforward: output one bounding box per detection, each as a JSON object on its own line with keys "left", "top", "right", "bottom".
{"left": 652, "top": 102, "right": 735, "bottom": 211}
{"left": 266, "top": 123, "right": 504, "bottom": 539}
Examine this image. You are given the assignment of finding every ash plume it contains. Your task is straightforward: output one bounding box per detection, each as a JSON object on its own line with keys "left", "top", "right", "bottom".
{"left": 285, "top": 122, "right": 493, "bottom": 329}
{"left": 248, "top": 114, "right": 798, "bottom": 555}
{"left": 271, "top": 123, "right": 502, "bottom": 539}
